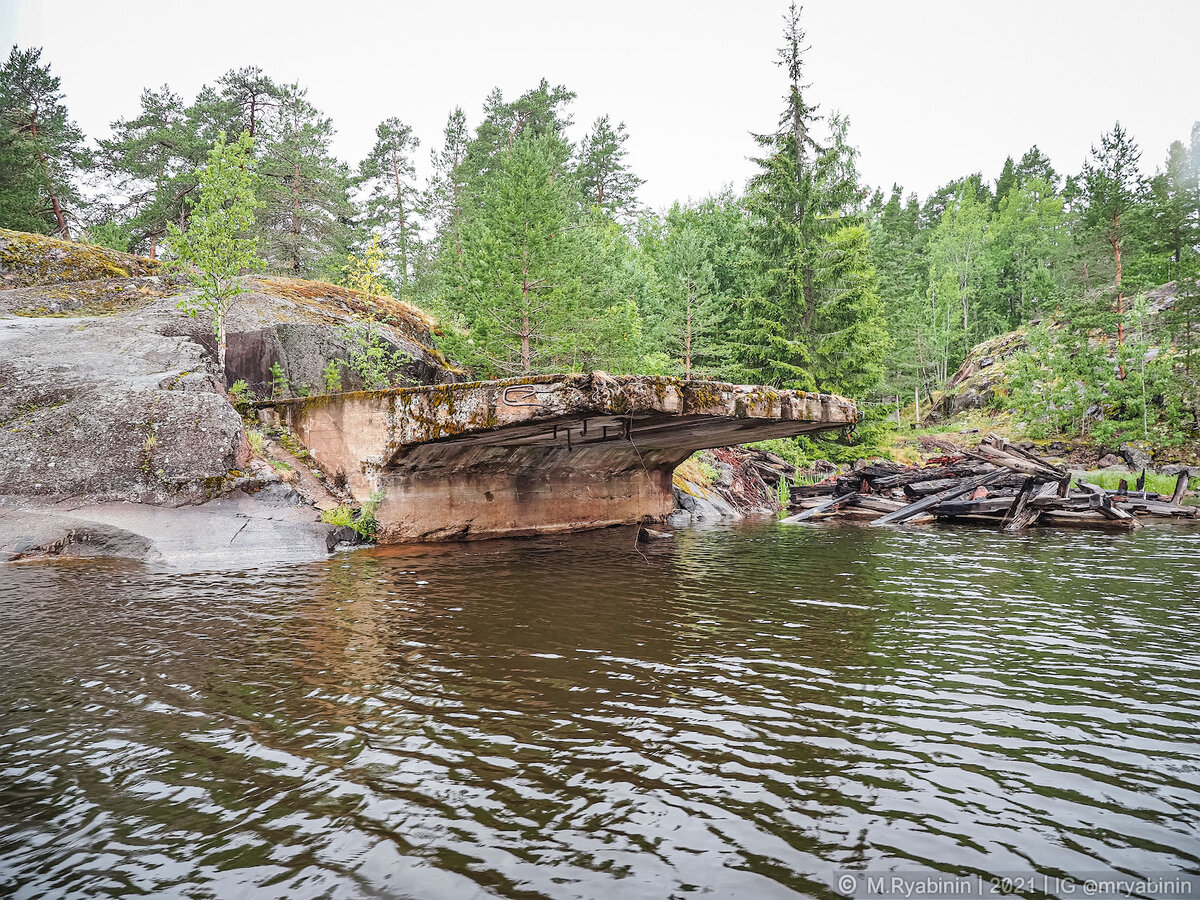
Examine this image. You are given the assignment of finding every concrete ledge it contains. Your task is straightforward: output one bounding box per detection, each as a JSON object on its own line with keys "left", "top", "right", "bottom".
{"left": 258, "top": 373, "right": 857, "bottom": 542}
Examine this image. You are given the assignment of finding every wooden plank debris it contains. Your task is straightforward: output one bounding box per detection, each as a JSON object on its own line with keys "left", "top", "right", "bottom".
{"left": 780, "top": 438, "right": 1193, "bottom": 531}
{"left": 869, "top": 470, "right": 1011, "bottom": 527}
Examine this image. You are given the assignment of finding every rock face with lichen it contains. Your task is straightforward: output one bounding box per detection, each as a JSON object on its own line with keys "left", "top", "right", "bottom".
{"left": 0, "top": 228, "right": 457, "bottom": 504}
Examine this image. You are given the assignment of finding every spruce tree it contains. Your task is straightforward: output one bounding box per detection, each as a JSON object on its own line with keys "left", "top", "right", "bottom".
{"left": 736, "top": 6, "right": 886, "bottom": 396}
{"left": 994, "top": 156, "right": 1016, "bottom": 208}
{"left": 426, "top": 107, "right": 469, "bottom": 259}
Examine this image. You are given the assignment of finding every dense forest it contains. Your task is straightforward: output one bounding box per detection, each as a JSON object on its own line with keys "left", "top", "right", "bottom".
{"left": 2, "top": 5, "right": 1198, "bottom": 452}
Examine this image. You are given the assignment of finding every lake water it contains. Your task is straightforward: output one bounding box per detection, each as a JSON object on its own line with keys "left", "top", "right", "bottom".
{"left": 2, "top": 521, "right": 1199, "bottom": 899}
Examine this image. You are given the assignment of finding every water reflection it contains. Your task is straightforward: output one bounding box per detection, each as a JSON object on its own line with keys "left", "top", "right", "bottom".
{"left": 1, "top": 522, "right": 1199, "bottom": 898}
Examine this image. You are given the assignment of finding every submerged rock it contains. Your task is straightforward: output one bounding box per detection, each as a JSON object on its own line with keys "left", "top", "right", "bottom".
{"left": 637, "top": 526, "right": 673, "bottom": 542}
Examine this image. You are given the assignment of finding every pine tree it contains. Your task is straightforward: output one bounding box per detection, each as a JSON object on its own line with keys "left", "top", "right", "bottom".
{"left": 0, "top": 45, "right": 86, "bottom": 237}
{"left": 217, "top": 66, "right": 280, "bottom": 140}
{"left": 460, "top": 80, "right": 575, "bottom": 188}
{"left": 0, "top": 99, "right": 44, "bottom": 234}
{"left": 577, "top": 115, "right": 643, "bottom": 221}
{"left": 358, "top": 117, "right": 422, "bottom": 285}
{"left": 1079, "top": 122, "right": 1144, "bottom": 348}
{"left": 97, "top": 86, "right": 196, "bottom": 256}
{"left": 257, "top": 83, "right": 353, "bottom": 276}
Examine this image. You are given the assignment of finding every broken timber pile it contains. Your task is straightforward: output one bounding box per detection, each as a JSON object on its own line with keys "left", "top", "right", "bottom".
{"left": 781, "top": 435, "right": 1197, "bottom": 531}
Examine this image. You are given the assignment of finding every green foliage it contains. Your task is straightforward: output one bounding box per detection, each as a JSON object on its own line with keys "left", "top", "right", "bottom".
{"left": 0, "top": 45, "right": 87, "bottom": 236}
{"left": 246, "top": 428, "right": 266, "bottom": 455}
{"left": 1078, "top": 470, "right": 1198, "bottom": 493}
{"left": 732, "top": 8, "right": 887, "bottom": 397}
{"left": 320, "top": 504, "right": 356, "bottom": 527}
{"left": 341, "top": 317, "right": 410, "bottom": 389}
{"left": 12, "top": 38, "right": 1200, "bottom": 460}
{"left": 337, "top": 237, "right": 411, "bottom": 388}
{"left": 85, "top": 222, "right": 134, "bottom": 253}
{"left": 443, "top": 130, "right": 583, "bottom": 374}
{"left": 351, "top": 489, "right": 384, "bottom": 540}
{"left": 269, "top": 361, "right": 290, "bottom": 399}
{"left": 322, "top": 359, "right": 343, "bottom": 393}
{"left": 359, "top": 117, "right": 422, "bottom": 285}
{"left": 1007, "top": 294, "right": 1196, "bottom": 446}
{"left": 228, "top": 379, "right": 254, "bottom": 403}
{"left": 166, "top": 130, "right": 262, "bottom": 373}
{"left": 656, "top": 223, "right": 720, "bottom": 378}
{"left": 257, "top": 83, "right": 353, "bottom": 277}
{"left": 577, "top": 115, "right": 643, "bottom": 221}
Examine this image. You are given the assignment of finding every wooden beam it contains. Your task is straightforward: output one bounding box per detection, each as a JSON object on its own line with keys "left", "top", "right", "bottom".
{"left": 870, "top": 469, "right": 1009, "bottom": 527}
{"left": 1001, "top": 476, "right": 1044, "bottom": 531}
{"left": 1171, "top": 470, "right": 1189, "bottom": 506}
{"left": 780, "top": 492, "right": 859, "bottom": 523}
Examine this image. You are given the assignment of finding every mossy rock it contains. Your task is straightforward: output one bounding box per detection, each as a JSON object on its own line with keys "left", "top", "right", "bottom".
{"left": 0, "top": 228, "right": 158, "bottom": 289}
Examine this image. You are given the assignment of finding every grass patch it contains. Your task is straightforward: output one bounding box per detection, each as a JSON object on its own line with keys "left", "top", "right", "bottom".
{"left": 1077, "top": 470, "right": 1197, "bottom": 494}
{"left": 320, "top": 505, "right": 356, "bottom": 527}
{"left": 320, "top": 491, "right": 382, "bottom": 541}
{"left": 246, "top": 428, "right": 266, "bottom": 456}
{"left": 269, "top": 459, "right": 294, "bottom": 473}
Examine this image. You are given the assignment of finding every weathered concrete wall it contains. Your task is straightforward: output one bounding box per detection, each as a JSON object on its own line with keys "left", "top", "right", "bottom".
{"left": 262, "top": 373, "right": 857, "bottom": 542}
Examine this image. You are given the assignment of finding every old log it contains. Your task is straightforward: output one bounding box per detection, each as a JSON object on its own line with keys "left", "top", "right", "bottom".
{"left": 871, "top": 463, "right": 990, "bottom": 490}
{"left": 870, "top": 469, "right": 1010, "bottom": 527}
{"left": 933, "top": 498, "right": 1015, "bottom": 517}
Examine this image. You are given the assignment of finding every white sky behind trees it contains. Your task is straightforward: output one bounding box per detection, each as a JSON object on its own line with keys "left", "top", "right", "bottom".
{"left": 3, "top": 0, "right": 1198, "bottom": 209}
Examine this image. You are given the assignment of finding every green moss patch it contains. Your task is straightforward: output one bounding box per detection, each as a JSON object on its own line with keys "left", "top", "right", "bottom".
{"left": 0, "top": 228, "right": 158, "bottom": 289}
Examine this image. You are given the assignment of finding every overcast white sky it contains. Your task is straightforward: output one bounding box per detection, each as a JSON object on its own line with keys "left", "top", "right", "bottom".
{"left": 3, "top": 0, "right": 1198, "bottom": 209}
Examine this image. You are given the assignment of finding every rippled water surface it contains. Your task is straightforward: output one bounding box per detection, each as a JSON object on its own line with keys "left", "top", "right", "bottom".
{"left": 2, "top": 522, "right": 1200, "bottom": 899}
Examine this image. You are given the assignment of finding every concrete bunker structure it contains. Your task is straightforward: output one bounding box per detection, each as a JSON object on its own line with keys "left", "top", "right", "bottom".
{"left": 262, "top": 373, "right": 857, "bottom": 542}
